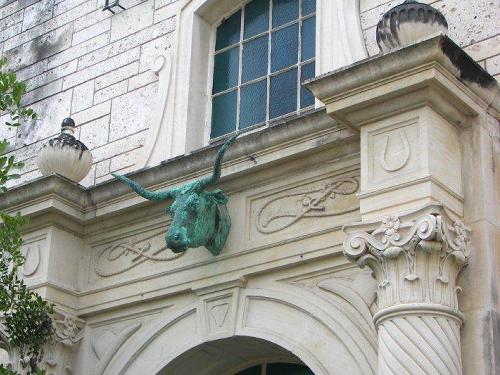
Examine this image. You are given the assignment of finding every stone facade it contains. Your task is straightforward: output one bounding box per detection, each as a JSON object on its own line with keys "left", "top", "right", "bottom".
{"left": 0, "top": 0, "right": 498, "bottom": 189}
{"left": 0, "top": 1, "right": 498, "bottom": 375}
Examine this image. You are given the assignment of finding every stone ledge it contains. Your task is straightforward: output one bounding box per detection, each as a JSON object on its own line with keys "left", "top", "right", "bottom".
{"left": 0, "top": 109, "right": 357, "bottom": 221}
{"left": 306, "top": 34, "right": 500, "bottom": 122}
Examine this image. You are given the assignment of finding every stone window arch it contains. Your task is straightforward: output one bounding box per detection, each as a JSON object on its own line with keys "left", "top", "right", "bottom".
{"left": 139, "top": 0, "right": 367, "bottom": 168}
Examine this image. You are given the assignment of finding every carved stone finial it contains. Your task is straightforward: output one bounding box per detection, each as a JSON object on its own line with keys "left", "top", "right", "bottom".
{"left": 37, "top": 118, "right": 93, "bottom": 183}
{"left": 376, "top": 0, "right": 448, "bottom": 53}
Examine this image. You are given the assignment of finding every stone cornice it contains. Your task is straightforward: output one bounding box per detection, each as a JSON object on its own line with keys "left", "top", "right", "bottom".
{"left": 0, "top": 110, "right": 357, "bottom": 224}
{"left": 306, "top": 34, "right": 500, "bottom": 125}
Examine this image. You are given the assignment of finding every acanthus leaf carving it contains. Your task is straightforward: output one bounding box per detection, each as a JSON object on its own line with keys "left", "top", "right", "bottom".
{"left": 343, "top": 205, "right": 472, "bottom": 314}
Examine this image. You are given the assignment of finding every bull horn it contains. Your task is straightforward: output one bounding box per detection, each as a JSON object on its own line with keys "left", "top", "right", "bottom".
{"left": 112, "top": 173, "right": 178, "bottom": 201}
{"left": 198, "top": 135, "right": 237, "bottom": 189}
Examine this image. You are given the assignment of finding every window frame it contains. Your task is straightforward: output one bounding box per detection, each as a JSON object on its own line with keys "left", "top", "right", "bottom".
{"left": 138, "top": 0, "right": 367, "bottom": 168}
{"left": 206, "top": 0, "right": 318, "bottom": 142}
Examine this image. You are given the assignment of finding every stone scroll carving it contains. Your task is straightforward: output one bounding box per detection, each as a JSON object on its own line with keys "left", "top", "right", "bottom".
{"left": 256, "top": 176, "right": 359, "bottom": 234}
{"left": 95, "top": 231, "right": 185, "bottom": 278}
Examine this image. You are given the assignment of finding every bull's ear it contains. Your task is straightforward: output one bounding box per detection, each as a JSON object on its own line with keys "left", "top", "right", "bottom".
{"left": 207, "top": 189, "right": 228, "bottom": 205}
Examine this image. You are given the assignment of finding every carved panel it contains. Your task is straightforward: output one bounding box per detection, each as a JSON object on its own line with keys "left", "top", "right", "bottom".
{"left": 367, "top": 118, "right": 421, "bottom": 186}
{"left": 248, "top": 171, "right": 360, "bottom": 243}
{"left": 90, "top": 227, "right": 185, "bottom": 282}
{"left": 197, "top": 282, "right": 243, "bottom": 340}
{"left": 20, "top": 235, "right": 46, "bottom": 279}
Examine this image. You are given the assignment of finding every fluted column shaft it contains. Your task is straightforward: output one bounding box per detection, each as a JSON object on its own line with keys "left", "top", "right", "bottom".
{"left": 344, "top": 206, "right": 471, "bottom": 375}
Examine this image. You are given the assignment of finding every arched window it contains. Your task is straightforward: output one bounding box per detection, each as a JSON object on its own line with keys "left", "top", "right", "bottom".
{"left": 210, "top": 0, "right": 316, "bottom": 139}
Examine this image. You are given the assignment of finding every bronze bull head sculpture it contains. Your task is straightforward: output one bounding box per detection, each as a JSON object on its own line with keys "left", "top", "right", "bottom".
{"left": 112, "top": 136, "right": 237, "bottom": 256}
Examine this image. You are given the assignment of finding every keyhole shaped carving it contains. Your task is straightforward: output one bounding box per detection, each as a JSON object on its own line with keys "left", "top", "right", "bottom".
{"left": 379, "top": 130, "right": 411, "bottom": 172}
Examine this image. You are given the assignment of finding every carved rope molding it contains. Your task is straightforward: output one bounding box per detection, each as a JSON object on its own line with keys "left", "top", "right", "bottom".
{"left": 343, "top": 206, "right": 472, "bottom": 320}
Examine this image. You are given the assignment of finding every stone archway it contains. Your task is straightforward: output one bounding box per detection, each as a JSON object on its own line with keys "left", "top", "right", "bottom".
{"left": 158, "top": 336, "right": 308, "bottom": 375}
{"left": 102, "top": 284, "right": 377, "bottom": 375}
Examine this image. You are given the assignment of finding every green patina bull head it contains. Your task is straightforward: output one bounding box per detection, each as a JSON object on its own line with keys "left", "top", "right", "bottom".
{"left": 112, "top": 136, "right": 237, "bottom": 256}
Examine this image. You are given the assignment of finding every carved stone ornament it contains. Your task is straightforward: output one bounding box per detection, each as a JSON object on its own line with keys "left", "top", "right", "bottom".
{"left": 376, "top": 0, "right": 448, "bottom": 53}
{"left": 94, "top": 231, "right": 185, "bottom": 277}
{"left": 113, "top": 136, "right": 237, "bottom": 256}
{"left": 37, "top": 118, "right": 93, "bottom": 183}
{"left": 343, "top": 204, "right": 471, "bottom": 320}
{"left": 344, "top": 205, "right": 471, "bottom": 375}
{"left": 256, "top": 176, "right": 359, "bottom": 234}
{"left": 44, "top": 313, "right": 85, "bottom": 375}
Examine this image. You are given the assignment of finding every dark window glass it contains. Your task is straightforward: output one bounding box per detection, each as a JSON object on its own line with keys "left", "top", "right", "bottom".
{"left": 271, "top": 23, "right": 298, "bottom": 72}
{"left": 213, "top": 47, "right": 239, "bottom": 94}
{"left": 301, "top": 16, "right": 315, "bottom": 61}
{"left": 215, "top": 10, "right": 241, "bottom": 51}
{"left": 267, "top": 363, "right": 315, "bottom": 375}
{"left": 242, "top": 35, "right": 268, "bottom": 82}
{"left": 211, "top": 90, "right": 237, "bottom": 138}
{"left": 270, "top": 68, "right": 297, "bottom": 119}
{"left": 300, "top": 61, "right": 315, "bottom": 108}
{"left": 244, "top": 0, "right": 269, "bottom": 39}
{"left": 211, "top": 0, "right": 316, "bottom": 138}
{"left": 235, "top": 365, "right": 262, "bottom": 375}
{"left": 240, "top": 80, "right": 267, "bottom": 128}
{"left": 272, "top": 0, "right": 299, "bottom": 28}
{"left": 302, "top": 0, "right": 316, "bottom": 16}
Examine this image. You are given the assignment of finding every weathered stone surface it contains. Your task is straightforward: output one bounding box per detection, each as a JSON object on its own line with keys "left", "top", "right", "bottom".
{"left": 71, "top": 79, "right": 94, "bottom": 113}
{"left": 22, "top": 0, "right": 54, "bottom": 31}
{"left": 79, "top": 115, "right": 110, "bottom": 149}
{"left": 4, "top": 24, "right": 73, "bottom": 70}
{"left": 109, "top": 82, "right": 157, "bottom": 141}
{"left": 110, "top": 1, "right": 154, "bottom": 42}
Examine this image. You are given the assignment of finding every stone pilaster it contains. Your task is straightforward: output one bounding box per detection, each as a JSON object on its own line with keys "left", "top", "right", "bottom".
{"left": 344, "top": 205, "right": 471, "bottom": 375}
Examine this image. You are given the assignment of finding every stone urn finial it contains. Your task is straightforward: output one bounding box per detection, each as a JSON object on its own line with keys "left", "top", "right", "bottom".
{"left": 376, "top": 0, "right": 448, "bottom": 53}
{"left": 37, "top": 118, "right": 93, "bottom": 183}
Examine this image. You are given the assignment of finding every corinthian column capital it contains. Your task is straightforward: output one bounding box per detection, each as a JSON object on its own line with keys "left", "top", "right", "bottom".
{"left": 344, "top": 205, "right": 472, "bottom": 375}
{"left": 343, "top": 204, "right": 471, "bottom": 323}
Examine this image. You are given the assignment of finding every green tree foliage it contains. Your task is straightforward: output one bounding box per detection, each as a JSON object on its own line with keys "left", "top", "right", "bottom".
{"left": 0, "top": 58, "right": 53, "bottom": 375}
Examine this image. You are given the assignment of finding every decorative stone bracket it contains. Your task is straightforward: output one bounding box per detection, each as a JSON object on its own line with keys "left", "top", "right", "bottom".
{"left": 343, "top": 205, "right": 471, "bottom": 375}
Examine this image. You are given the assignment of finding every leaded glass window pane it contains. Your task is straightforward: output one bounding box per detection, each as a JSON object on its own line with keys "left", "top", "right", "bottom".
{"left": 240, "top": 80, "right": 267, "bottom": 128}
{"left": 270, "top": 68, "right": 297, "bottom": 118}
{"left": 211, "top": 91, "right": 237, "bottom": 138}
{"left": 211, "top": 0, "right": 316, "bottom": 138}
{"left": 301, "top": 16, "right": 315, "bottom": 61}
{"left": 302, "top": 0, "right": 315, "bottom": 15}
{"left": 242, "top": 36, "right": 268, "bottom": 82}
{"left": 272, "top": 0, "right": 299, "bottom": 28}
{"left": 244, "top": 0, "right": 269, "bottom": 39}
{"left": 212, "top": 47, "right": 239, "bottom": 94}
{"left": 215, "top": 10, "right": 241, "bottom": 51}
{"left": 271, "top": 23, "right": 298, "bottom": 72}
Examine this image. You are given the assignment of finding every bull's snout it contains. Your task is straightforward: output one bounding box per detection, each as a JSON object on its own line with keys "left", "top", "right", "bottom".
{"left": 166, "top": 229, "right": 188, "bottom": 253}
